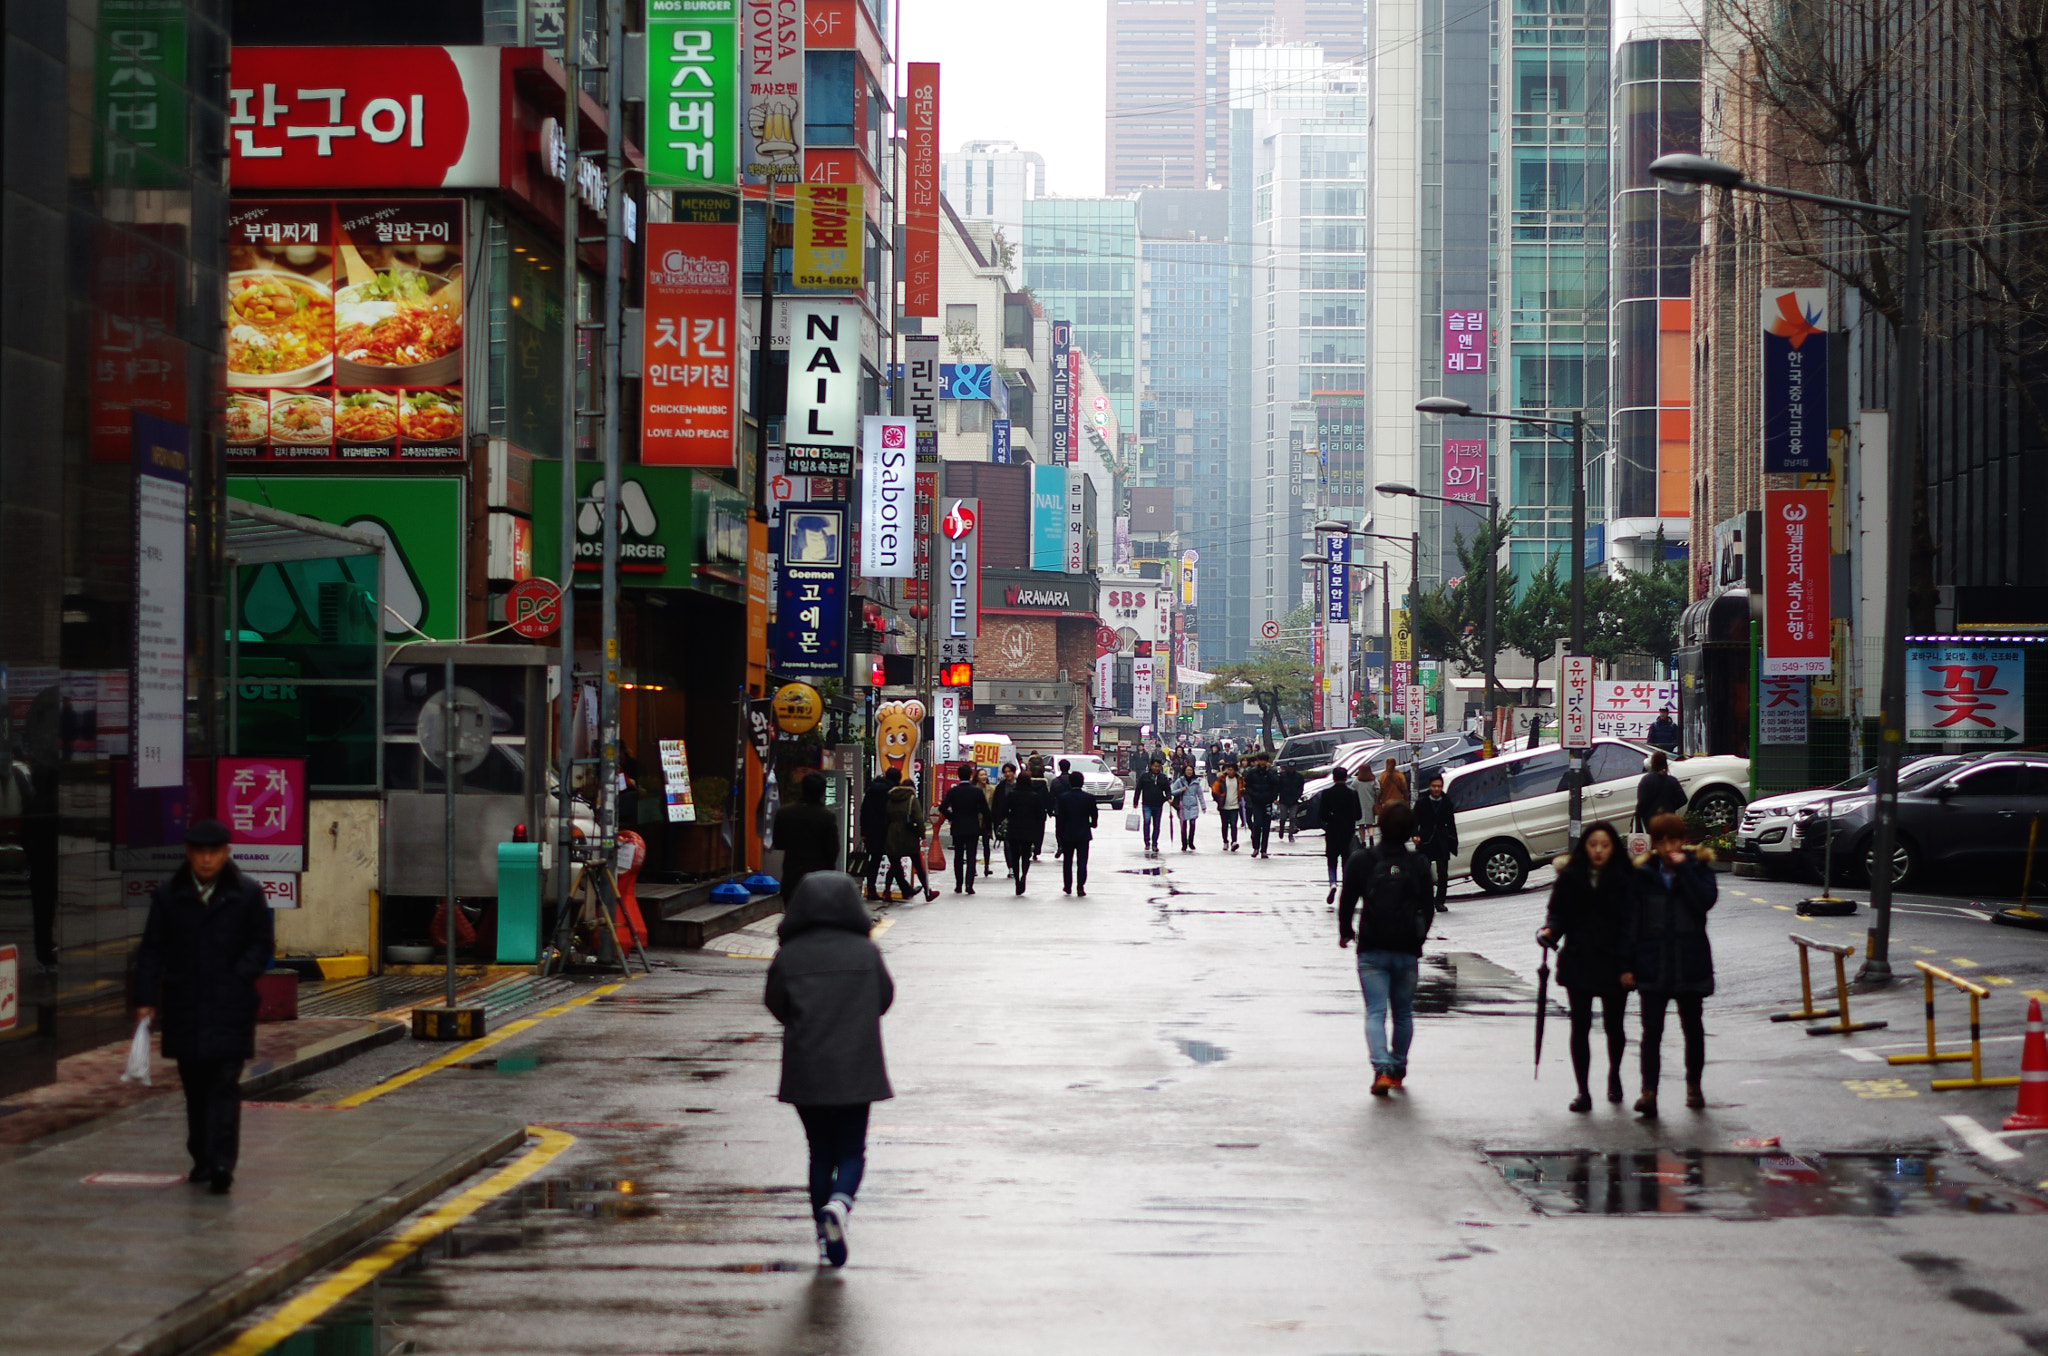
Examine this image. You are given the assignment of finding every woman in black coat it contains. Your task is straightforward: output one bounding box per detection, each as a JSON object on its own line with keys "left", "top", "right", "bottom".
{"left": 1623, "top": 811, "right": 1718, "bottom": 1117}
{"left": 1537, "top": 821, "right": 1632, "bottom": 1112}
{"left": 765, "top": 874, "right": 894, "bottom": 1267}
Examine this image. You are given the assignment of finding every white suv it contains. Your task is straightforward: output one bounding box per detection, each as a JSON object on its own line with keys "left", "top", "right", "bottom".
{"left": 1440, "top": 740, "right": 1750, "bottom": 893}
{"left": 1057, "top": 754, "right": 1127, "bottom": 809}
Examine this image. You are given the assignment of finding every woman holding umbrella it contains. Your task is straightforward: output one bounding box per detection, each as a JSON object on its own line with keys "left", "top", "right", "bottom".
{"left": 1537, "top": 821, "right": 1632, "bottom": 1112}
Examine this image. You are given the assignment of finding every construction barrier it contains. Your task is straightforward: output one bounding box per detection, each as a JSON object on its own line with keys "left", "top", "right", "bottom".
{"left": 1908, "top": 963, "right": 2022, "bottom": 1092}
{"left": 1777, "top": 934, "right": 1887, "bottom": 1037}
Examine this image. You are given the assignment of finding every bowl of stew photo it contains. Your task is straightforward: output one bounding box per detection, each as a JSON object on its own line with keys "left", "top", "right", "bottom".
{"left": 227, "top": 270, "right": 335, "bottom": 388}
{"left": 333, "top": 268, "right": 464, "bottom": 387}
{"left": 226, "top": 394, "right": 270, "bottom": 445}
{"left": 399, "top": 389, "right": 462, "bottom": 443}
{"left": 335, "top": 390, "right": 399, "bottom": 445}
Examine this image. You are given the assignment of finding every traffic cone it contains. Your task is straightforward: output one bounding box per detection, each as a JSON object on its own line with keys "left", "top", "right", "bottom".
{"left": 2003, "top": 998, "right": 2048, "bottom": 1131}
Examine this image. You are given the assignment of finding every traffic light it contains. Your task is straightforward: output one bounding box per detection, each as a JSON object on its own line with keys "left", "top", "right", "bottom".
{"left": 938, "top": 661, "right": 974, "bottom": 688}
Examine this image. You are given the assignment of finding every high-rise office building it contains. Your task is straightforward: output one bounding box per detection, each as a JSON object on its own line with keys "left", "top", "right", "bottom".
{"left": 1230, "top": 46, "right": 1370, "bottom": 634}
{"left": 1107, "top": 0, "right": 1366, "bottom": 194}
{"left": 1137, "top": 189, "right": 1241, "bottom": 661}
{"left": 939, "top": 140, "right": 1046, "bottom": 287}
{"left": 1022, "top": 197, "right": 1140, "bottom": 449}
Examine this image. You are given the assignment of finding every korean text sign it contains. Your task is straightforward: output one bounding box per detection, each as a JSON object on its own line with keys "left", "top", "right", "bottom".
{"left": 741, "top": 0, "right": 802, "bottom": 184}
{"left": 1442, "top": 439, "right": 1486, "bottom": 503}
{"left": 1442, "top": 309, "right": 1487, "bottom": 373}
{"left": 642, "top": 221, "right": 739, "bottom": 465}
{"left": 794, "top": 185, "right": 863, "bottom": 290}
{"left": 226, "top": 47, "right": 501, "bottom": 189}
{"left": 648, "top": 0, "right": 740, "bottom": 187}
{"left": 1759, "top": 677, "right": 1808, "bottom": 745}
{"left": 1761, "top": 288, "right": 1828, "bottom": 473}
{"left": 1762, "top": 487, "right": 1831, "bottom": 676}
{"left": 904, "top": 335, "right": 940, "bottom": 460}
{"left": 227, "top": 200, "right": 465, "bottom": 465}
{"left": 1907, "top": 647, "right": 2026, "bottom": 744}
{"left": 936, "top": 498, "right": 980, "bottom": 664}
{"left": 903, "top": 64, "right": 940, "bottom": 317}
{"left": 1324, "top": 534, "right": 1350, "bottom": 623}
{"left": 1560, "top": 654, "right": 1594, "bottom": 749}
{"left": 1049, "top": 320, "right": 1072, "bottom": 465}
{"left": 218, "top": 756, "right": 307, "bottom": 870}
{"left": 1591, "top": 680, "right": 1678, "bottom": 740}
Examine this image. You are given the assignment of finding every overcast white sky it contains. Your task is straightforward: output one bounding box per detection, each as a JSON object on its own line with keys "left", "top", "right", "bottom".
{"left": 898, "top": 0, "right": 1108, "bottom": 197}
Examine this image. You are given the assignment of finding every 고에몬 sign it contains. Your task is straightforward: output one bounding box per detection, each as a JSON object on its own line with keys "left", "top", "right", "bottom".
{"left": 217, "top": 756, "right": 306, "bottom": 870}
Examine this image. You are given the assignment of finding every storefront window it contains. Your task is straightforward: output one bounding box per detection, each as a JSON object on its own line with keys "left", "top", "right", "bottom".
{"left": 495, "top": 215, "right": 566, "bottom": 458}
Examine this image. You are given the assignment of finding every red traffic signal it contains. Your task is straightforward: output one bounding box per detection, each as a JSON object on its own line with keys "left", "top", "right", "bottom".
{"left": 938, "top": 662, "right": 974, "bottom": 688}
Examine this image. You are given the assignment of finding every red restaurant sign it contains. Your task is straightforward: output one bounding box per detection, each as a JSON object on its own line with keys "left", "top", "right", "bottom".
{"left": 641, "top": 221, "right": 740, "bottom": 466}
{"left": 227, "top": 47, "right": 502, "bottom": 189}
{"left": 903, "top": 63, "right": 939, "bottom": 318}
{"left": 1762, "top": 487, "right": 1831, "bottom": 676}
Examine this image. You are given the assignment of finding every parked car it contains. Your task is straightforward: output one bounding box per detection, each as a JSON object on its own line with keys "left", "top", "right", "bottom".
{"left": 1289, "top": 731, "right": 1488, "bottom": 833}
{"left": 1058, "top": 753, "right": 1127, "bottom": 809}
{"left": 1737, "top": 755, "right": 1962, "bottom": 878}
{"left": 1441, "top": 740, "right": 1751, "bottom": 894}
{"left": 1792, "top": 751, "right": 2044, "bottom": 889}
{"left": 1276, "top": 727, "right": 1379, "bottom": 774}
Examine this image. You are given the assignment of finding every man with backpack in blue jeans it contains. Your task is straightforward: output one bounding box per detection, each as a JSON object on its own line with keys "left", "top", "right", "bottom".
{"left": 1336, "top": 802, "right": 1434, "bottom": 1095}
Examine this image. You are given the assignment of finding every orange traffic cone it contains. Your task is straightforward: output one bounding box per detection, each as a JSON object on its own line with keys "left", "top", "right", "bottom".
{"left": 2004, "top": 998, "right": 2048, "bottom": 1131}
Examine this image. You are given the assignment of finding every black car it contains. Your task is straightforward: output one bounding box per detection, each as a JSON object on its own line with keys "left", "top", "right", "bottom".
{"left": 1290, "top": 731, "right": 1483, "bottom": 833}
{"left": 1275, "top": 727, "right": 1379, "bottom": 774}
{"left": 1793, "top": 751, "right": 2047, "bottom": 888}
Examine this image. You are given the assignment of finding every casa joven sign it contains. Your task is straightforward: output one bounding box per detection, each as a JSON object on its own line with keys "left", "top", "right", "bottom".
{"left": 227, "top": 47, "right": 502, "bottom": 188}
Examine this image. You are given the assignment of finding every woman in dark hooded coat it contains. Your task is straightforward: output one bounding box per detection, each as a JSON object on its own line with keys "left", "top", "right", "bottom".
{"left": 765, "top": 873, "right": 894, "bottom": 1266}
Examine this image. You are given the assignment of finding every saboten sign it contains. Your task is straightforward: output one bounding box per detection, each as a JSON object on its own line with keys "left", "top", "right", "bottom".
{"left": 860, "top": 416, "right": 914, "bottom": 578}
{"left": 227, "top": 47, "right": 501, "bottom": 188}
{"left": 1762, "top": 487, "right": 1831, "bottom": 676}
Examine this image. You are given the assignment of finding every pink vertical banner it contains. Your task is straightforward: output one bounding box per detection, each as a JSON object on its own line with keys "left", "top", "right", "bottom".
{"left": 1443, "top": 309, "right": 1487, "bottom": 372}
{"left": 1442, "top": 439, "right": 1486, "bottom": 503}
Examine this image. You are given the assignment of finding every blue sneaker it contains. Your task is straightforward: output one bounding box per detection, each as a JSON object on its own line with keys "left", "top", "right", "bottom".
{"left": 820, "top": 1196, "right": 850, "bottom": 1267}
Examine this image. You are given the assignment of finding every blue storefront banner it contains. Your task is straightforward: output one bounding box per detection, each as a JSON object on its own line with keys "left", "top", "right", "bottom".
{"left": 942, "top": 363, "right": 993, "bottom": 400}
{"left": 1761, "top": 287, "right": 1828, "bottom": 473}
{"left": 1030, "top": 464, "right": 1066, "bottom": 570}
{"left": 991, "top": 418, "right": 1012, "bottom": 464}
{"left": 1324, "top": 533, "right": 1350, "bottom": 623}
{"left": 774, "top": 503, "right": 848, "bottom": 678}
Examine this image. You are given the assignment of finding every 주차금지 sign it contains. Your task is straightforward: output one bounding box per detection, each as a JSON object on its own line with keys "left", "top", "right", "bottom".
{"left": 1907, "top": 647, "right": 2026, "bottom": 744}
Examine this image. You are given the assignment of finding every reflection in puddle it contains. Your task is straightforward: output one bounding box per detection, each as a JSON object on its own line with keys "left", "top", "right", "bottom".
{"left": 1491, "top": 1150, "right": 2048, "bottom": 1218}
{"left": 1414, "top": 952, "right": 1532, "bottom": 1018}
{"left": 1176, "top": 1039, "right": 1230, "bottom": 1065}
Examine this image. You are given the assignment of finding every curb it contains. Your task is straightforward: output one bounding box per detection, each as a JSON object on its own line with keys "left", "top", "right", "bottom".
{"left": 240, "top": 1019, "right": 407, "bottom": 1099}
{"left": 95, "top": 1118, "right": 530, "bottom": 1356}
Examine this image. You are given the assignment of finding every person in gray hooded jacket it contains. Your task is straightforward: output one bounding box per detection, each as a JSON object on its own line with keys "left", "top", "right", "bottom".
{"left": 765, "top": 873, "right": 895, "bottom": 1267}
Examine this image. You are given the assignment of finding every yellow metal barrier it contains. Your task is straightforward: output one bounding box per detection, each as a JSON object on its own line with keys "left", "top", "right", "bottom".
{"left": 1902, "top": 961, "right": 2025, "bottom": 1092}
{"left": 1782, "top": 934, "right": 1888, "bottom": 1036}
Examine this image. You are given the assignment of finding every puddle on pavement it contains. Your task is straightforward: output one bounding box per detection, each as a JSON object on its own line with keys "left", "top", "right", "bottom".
{"left": 1414, "top": 953, "right": 1534, "bottom": 1018}
{"left": 1490, "top": 1150, "right": 2048, "bottom": 1218}
{"left": 1175, "top": 1038, "right": 1230, "bottom": 1065}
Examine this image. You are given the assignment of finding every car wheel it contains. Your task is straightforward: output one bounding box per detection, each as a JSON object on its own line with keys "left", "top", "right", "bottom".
{"left": 1858, "top": 834, "right": 1917, "bottom": 889}
{"left": 1116, "top": 797, "right": 1127, "bottom": 811}
{"left": 1472, "top": 839, "right": 1528, "bottom": 894}
{"left": 1690, "top": 787, "right": 1745, "bottom": 833}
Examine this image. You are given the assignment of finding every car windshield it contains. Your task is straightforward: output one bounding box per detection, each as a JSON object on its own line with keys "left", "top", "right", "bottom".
{"left": 1065, "top": 756, "right": 1106, "bottom": 774}
{"left": 1901, "top": 757, "right": 1971, "bottom": 790}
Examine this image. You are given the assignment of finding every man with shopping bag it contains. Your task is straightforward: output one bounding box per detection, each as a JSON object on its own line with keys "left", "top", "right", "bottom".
{"left": 132, "top": 819, "right": 274, "bottom": 1195}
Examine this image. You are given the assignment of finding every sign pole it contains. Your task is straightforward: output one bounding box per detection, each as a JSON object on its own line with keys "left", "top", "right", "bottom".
{"left": 553, "top": 0, "right": 584, "bottom": 945}
{"left": 444, "top": 655, "right": 459, "bottom": 1009}
{"left": 1566, "top": 409, "right": 1586, "bottom": 851}
{"left": 599, "top": 0, "right": 625, "bottom": 860}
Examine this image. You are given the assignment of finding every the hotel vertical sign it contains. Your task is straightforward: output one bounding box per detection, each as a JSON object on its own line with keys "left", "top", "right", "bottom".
{"left": 936, "top": 499, "right": 980, "bottom": 664}
{"left": 1761, "top": 288, "right": 1827, "bottom": 473}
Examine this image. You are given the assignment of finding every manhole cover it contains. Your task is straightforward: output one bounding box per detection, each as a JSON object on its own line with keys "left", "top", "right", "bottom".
{"left": 1489, "top": 1150, "right": 2048, "bottom": 1218}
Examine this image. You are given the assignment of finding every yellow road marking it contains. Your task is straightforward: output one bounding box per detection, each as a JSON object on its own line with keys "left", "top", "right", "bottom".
{"left": 207, "top": 1127, "right": 576, "bottom": 1356}
{"left": 1773, "top": 904, "right": 1793, "bottom": 912}
{"left": 331, "top": 983, "right": 627, "bottom": 1109}
{"left": 1843, "top": 1078, "right": 1918, "bottom": 1100}
{"left": 1949, "top": 958, "right": 1979, "bottom": 969}
{"left": 2026, "top": 990, "right": 2048, "bottom": 1005}
{"left": 722, "top": 951, "right": 776, "bottom": 961}
{"left": 1982, "top": 976, "right": 2015, "bottom": 987}
{"left": 1912, "top": 946, "right": 1938, "bottom": 955}
{"left": 871, "top": 917, "right": 895, "bottom": 938}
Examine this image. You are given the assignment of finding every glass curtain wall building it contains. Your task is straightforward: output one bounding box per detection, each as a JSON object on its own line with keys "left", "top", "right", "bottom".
{"left": 1605, "top": 34, "right": 1699, "bottom": 570}
{"left": 1137, "top": 190, "right": 1240, "bottom": 660}
{"left": 1501, "top": 0, "right": 1610, "bottom": 582}
{"left": 1022, "top": 198, "right": 1140, "bottom": 455}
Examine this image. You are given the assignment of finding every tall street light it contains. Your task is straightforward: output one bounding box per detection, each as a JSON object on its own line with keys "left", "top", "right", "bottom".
{"left": 1407, "top": 396, "right": 1586, "bottom": 840}
{"left": 1650, "top": 152, "right": 1923, "bottom": 985}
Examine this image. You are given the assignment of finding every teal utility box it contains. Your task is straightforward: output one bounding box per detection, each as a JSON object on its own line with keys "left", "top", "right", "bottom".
{"left": 495, "top": 842, "right": 542, "bottom": 963}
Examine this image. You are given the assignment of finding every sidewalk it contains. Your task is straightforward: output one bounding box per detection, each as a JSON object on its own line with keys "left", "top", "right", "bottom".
{"left": 0, "top": 1099, "right": 526, "bottom": 1356}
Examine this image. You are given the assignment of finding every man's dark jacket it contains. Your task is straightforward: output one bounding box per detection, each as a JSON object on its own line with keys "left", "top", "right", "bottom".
{"left": 1134, "top": 768, "right": 1174, "bottom": 808}
{"left": 772, "top": 800, "right": 840, "bottom": 901}
{"left": 766, "top": 875, "right": 894, "bottom": 1104}
{"left": 859, "top": 776, "right": 895, "bottom": 842}
{"left": 1244, "top": 765, "right": 1281, "bottom": 807}
{"left": 1054, "top": 785, "right": 1099, "bottom": 848}
{"left": 1415, "top": 791, "right": 1459, "bottom": 858}
{"left": 133, "top": 862, "right": 275, "bottom": 1061}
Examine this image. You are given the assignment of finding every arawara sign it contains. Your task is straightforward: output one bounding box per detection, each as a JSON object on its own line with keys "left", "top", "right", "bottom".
{"left": 937, "top": 498, "right": 979, "bottom": 664}
{"left": 982, "top": 573, "right": 1086, "bottom": 613}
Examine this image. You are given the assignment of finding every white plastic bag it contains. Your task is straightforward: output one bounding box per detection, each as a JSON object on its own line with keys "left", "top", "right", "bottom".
{"left": 121, "top": 1017, "right": 153, "bottom": 1086}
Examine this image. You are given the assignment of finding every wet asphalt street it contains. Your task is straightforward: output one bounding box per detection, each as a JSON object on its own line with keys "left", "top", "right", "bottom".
{"left": 214, "top": 825, "right": 2048, "bottom": 1356}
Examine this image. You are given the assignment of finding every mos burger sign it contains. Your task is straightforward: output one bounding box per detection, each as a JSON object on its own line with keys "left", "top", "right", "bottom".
{"left": 228, "top": 47, "right": 502, "bottom": 188}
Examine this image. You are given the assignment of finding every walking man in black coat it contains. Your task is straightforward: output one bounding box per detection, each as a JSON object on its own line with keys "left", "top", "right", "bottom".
{"left": 772, "top": 773, "right": 841, "bottom": 903}
{"left": 1316, "top": 765, "right": 1364, "bottom": 900}
{"left": 765, "top": 875, "right": 894, "bottom": 1267}
{"left": 1414, "top": 771, "right": 1459, "bottom": 912}
{"left": 938, "top": 761, "right": 990, "bottom": 894}
{"left": 859, "top": 769, "right": 900, "bottom": 901}
{"left": 1242, "top": 752, "right": 1281, "bottom": 858}
{"left": 1054, "top": 770, "right": 1100, "bottom": 896}
{"left": 132, "top": 819, "right": 275, "bottom": 1194}
{"left": 1633, "top": 751, "right": 1688, "bottom": 833}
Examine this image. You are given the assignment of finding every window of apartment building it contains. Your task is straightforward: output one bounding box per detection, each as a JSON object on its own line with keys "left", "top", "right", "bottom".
{"left": 805, "top": 52, "right": 857, "bottom": 145}
{"left": 956, "top": 401, "right": 988, "bottom": 434}
{"left": 945, "top": 303, "right": 978, "bottom": 334}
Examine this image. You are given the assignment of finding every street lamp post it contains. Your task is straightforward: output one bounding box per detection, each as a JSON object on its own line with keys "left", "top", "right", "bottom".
{"left": 1315, "top": 521, "right": 1421, "bottom": 737}
{"left": 1649, "top": 153, "right": 1921, "bottom": 984}
{"left": 1408, "top": 396, "right": 1587, "bottom": 844}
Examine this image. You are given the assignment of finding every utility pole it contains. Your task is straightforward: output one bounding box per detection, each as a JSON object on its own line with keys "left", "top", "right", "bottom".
{"left": 598, "top": 0, "right": 625, "bottom": 855}
{"left": 553, "top": 0, "right": 583, "bottom": 932}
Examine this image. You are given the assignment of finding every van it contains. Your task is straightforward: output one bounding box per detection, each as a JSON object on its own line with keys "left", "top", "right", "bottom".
{"left": 962, "top": 732, "right": 1020, "bottom": 776}
{"left": 1276, "top": 727, "right": 1376, "bottom": 773}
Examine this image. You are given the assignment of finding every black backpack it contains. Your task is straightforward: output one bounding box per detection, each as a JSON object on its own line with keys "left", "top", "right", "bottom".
{"left": 1360, "top": 847, "right": 1433, "bottom": 946}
